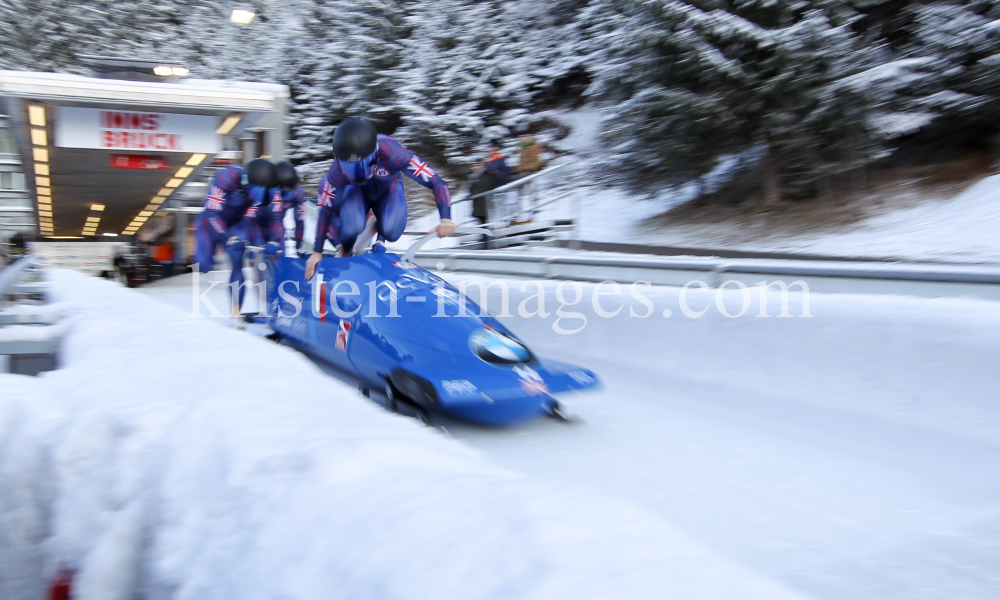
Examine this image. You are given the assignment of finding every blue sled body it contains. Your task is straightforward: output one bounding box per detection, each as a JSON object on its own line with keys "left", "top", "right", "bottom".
{"left": 259, "top": 252, "right": 599, "bottom": 427}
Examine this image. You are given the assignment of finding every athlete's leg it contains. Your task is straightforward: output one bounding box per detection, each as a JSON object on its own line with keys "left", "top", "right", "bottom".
{"left": 268, "top": 213, "right": 285, "bottom": 248}
{"left": 194, "top": 215, "right": 222, "bottom": 274}
{"left": 225, "top": 221, "right": 249, "bottom": 310}
{"left": 247, "top": 215, "right": 265, "bottom": 247}
{"left": 243, "top": 215, "right": 274, "bottom": 316}
{"left": 370, "top": 176, "right": 407, "bottom": 242}
{"left": 333, "top": 185, "right": 367, "bottom": 255}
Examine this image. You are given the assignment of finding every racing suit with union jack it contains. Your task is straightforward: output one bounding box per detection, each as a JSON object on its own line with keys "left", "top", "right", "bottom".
{"left": 194, "top": 166, "right": 259, "bottom": 300}
{"left": 247, "top": 185, "right": 306, "bottom": 253}
{"left": 314, "top": 134, "right": 451, "bottom": 253}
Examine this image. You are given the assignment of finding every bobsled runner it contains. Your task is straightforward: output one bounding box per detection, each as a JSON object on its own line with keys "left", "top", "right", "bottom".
{"left": 253, "top": 227, "right": 599, "bottom": 427}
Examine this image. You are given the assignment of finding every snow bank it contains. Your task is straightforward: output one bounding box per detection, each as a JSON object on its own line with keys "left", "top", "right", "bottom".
{"left": 0, "top": 270, "right": 805, "bottom": 600}
{"left": 787, "top": 172, "right": 1000, "bottom": 262}
{"left": 543, "top": 108, "right": 1000, "bottom": 264}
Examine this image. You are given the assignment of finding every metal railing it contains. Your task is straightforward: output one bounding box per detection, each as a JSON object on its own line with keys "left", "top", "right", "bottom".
{"left": 407, "top": 249, "right": 1000, "bottom": 302}
{"left": 453, "top": 161, "right": 575, "bottom": 205}
{"left": 0, "top": 254, "right": 37, "bottom": 301}
{"left": 0, "top": 254, "right": 60, "bottom": 375}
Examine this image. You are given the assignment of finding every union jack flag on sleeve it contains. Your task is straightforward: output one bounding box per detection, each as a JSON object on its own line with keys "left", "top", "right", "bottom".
{"left": 318, "top": 178, "right": 336, "bottom": 208}
{"left": 204, "top": 185, "right": 226, "bottom": 211}
{"left": 379, "top": 136, "right": 451, "bottom": 220}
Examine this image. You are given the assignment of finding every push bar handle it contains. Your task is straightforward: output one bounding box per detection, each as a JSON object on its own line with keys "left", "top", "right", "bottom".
{"left": 403, "top": 226, "right": 492, "bottom": 263}
{"left": 245, "top": 245, "right": 283, "bottom": 254}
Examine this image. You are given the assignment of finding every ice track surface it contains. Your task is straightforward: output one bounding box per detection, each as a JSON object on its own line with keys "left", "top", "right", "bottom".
{"left": 141, "top": 270, "right": 1000, "bottom": 599}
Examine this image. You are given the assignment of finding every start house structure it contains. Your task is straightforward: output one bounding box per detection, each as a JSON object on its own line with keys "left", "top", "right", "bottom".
{"left": 0, "top": 58, "right": 288, "bottom": 244}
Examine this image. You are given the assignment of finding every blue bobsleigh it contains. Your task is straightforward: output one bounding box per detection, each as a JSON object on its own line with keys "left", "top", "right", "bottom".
{"left": 256, "top": 231, "right": 599, "bottom": 427}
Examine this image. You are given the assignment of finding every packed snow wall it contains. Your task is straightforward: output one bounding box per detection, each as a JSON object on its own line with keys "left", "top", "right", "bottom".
{"left": 0, "top": 269, "right": 805, "bottom": 600}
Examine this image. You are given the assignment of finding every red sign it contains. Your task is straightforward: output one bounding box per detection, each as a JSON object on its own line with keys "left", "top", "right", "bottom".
{"left": 57, "top": 107, "right": 218, "bottom": 153}
{"left": 108, "top": 154, "right": 169, "bottom": 170}
{"left": 101, "top": 111, "right": 163, "bottom": 130}
{"left": 101, "top": 112, "right": 177, "bottom": 150}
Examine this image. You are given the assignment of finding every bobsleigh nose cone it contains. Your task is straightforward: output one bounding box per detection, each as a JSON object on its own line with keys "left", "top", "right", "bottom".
{"left": 470, "top": 329, "right": 533, "bottom": 365}
{"left": 483, "top": 337, "right": 530, "bottom": 362}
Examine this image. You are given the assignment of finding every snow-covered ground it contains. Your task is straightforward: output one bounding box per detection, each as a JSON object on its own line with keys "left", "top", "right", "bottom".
{"left": 773, "top": 174, "right": 1000, "bottom": 262}
{"left": 442, "top": 275, "right": 1000, "bottom": 598}
{"left": 0, "top": 270, "right": 808, "bottom": 600}
{"left": 502, "top": 108, "right": 1000, "bottom": 264}
{"left": 130, "top": 269, "right": 1000, "bottom": 598}
{"left": 612, "top": 172, "right": 1000, "bottom": 264}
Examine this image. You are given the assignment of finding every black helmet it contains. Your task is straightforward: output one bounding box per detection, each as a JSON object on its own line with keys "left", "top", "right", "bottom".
{"left": 274, "top": 161, "right": 299, "bottom": 190}
{"left": 333, "top": 118, "right": 378, "bottom": 162}
{"left": 242, "top": 158, "right": 276, "bottom": 188}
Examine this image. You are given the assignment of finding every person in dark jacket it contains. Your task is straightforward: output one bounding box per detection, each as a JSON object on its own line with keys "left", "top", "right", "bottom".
{"left": 483, "top": 142, "right": 512, "bottom": 186}
{"left": 468, "top": 162, "right": 496, "bottom": 226}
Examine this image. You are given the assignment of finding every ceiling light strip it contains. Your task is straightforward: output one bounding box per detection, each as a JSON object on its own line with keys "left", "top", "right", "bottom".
{"left": 28, "top": 104, "right": 53, "bottom": 235}
{"left": 124, "top": 152, "right": 210, "bottom": 235}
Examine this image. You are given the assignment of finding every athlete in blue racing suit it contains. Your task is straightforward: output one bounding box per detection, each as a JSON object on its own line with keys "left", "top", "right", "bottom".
{"left": 194, "top": 158, "right": 276, "bottom": 313}
{"left": 305, "top": 118, "right": 455, "bottom": 280}
{"left": 247, "top": 162, "right": 306, "bottom": 256}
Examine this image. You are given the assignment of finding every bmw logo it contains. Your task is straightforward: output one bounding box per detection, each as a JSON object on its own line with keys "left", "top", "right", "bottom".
{"left": 469, "top": 328, "right": 533, "bottom": 365}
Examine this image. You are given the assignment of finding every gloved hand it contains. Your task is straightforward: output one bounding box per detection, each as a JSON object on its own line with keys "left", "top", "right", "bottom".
{"left": 264, "top": 241, "right": 281, "bottom": 256}
{"left": 246, "top": 185, "right": 270, "bottom": 207}
{"left": 226, "top": 236, "right": 246, "bottom": 252}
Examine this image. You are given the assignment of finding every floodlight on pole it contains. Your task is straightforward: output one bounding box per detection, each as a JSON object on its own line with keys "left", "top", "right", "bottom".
{"left": 231, "top": 9, "right": 255, "bottom": 24}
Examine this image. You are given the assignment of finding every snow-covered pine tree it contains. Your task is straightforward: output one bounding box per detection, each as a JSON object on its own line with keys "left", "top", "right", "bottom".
{"left": 285, "top": 0, "right": 407, "bottom": 163}
{"left": 588, "top": 0, "right": 906, "bottom": 204}
{"left": 895, "top": 1, "right": 1000, "bottom": 149}
{"left": 0, "top": 0, "right": 105, "bottom": 73}
{"left": 283, "top": 0, "right": 345, "bottom": 162}
{"left": 390, "top": 0, "right": 504, "bottom": 165}
{"left": 0, "top": 0, "right": 281, "bottom": 78}
{"left": 332, "top": 0, "right": 408, "bottom": 127}
{"left": 393, "top": 0, "right": 587, "bottom": 166}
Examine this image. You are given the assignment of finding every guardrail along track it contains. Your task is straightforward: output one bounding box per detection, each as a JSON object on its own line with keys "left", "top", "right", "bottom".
{"left": 411, "top": 250, "right": 1000, "bottom": 302}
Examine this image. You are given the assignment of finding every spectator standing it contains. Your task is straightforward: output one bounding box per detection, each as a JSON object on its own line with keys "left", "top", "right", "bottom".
{"left": 515, "top": 134, "right": 545, "bottom": 221}
{"left": 467, "top": 162, "right": 498, "bottom": 247}
{"left": 483, "top": 141, "right": 514, "bottom": 223}
{"left": 468, "top": 162, "right": 496, "bottom": 227}
{"left": 515, "top": 134, "right": 543, "bottom": 176}
{"left": 483, "top": 141, "right": 512, "bottom": 186}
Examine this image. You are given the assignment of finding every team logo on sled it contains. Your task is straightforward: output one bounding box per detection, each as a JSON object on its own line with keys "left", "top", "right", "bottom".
{"left": 470, "top": 329, "right": 533, "bottom": 365}
{"left": 335, "top": 319, "right": 351, "bottom": 351}
{"left": 393, "top": 261, "right": 420, "bottom": 269}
